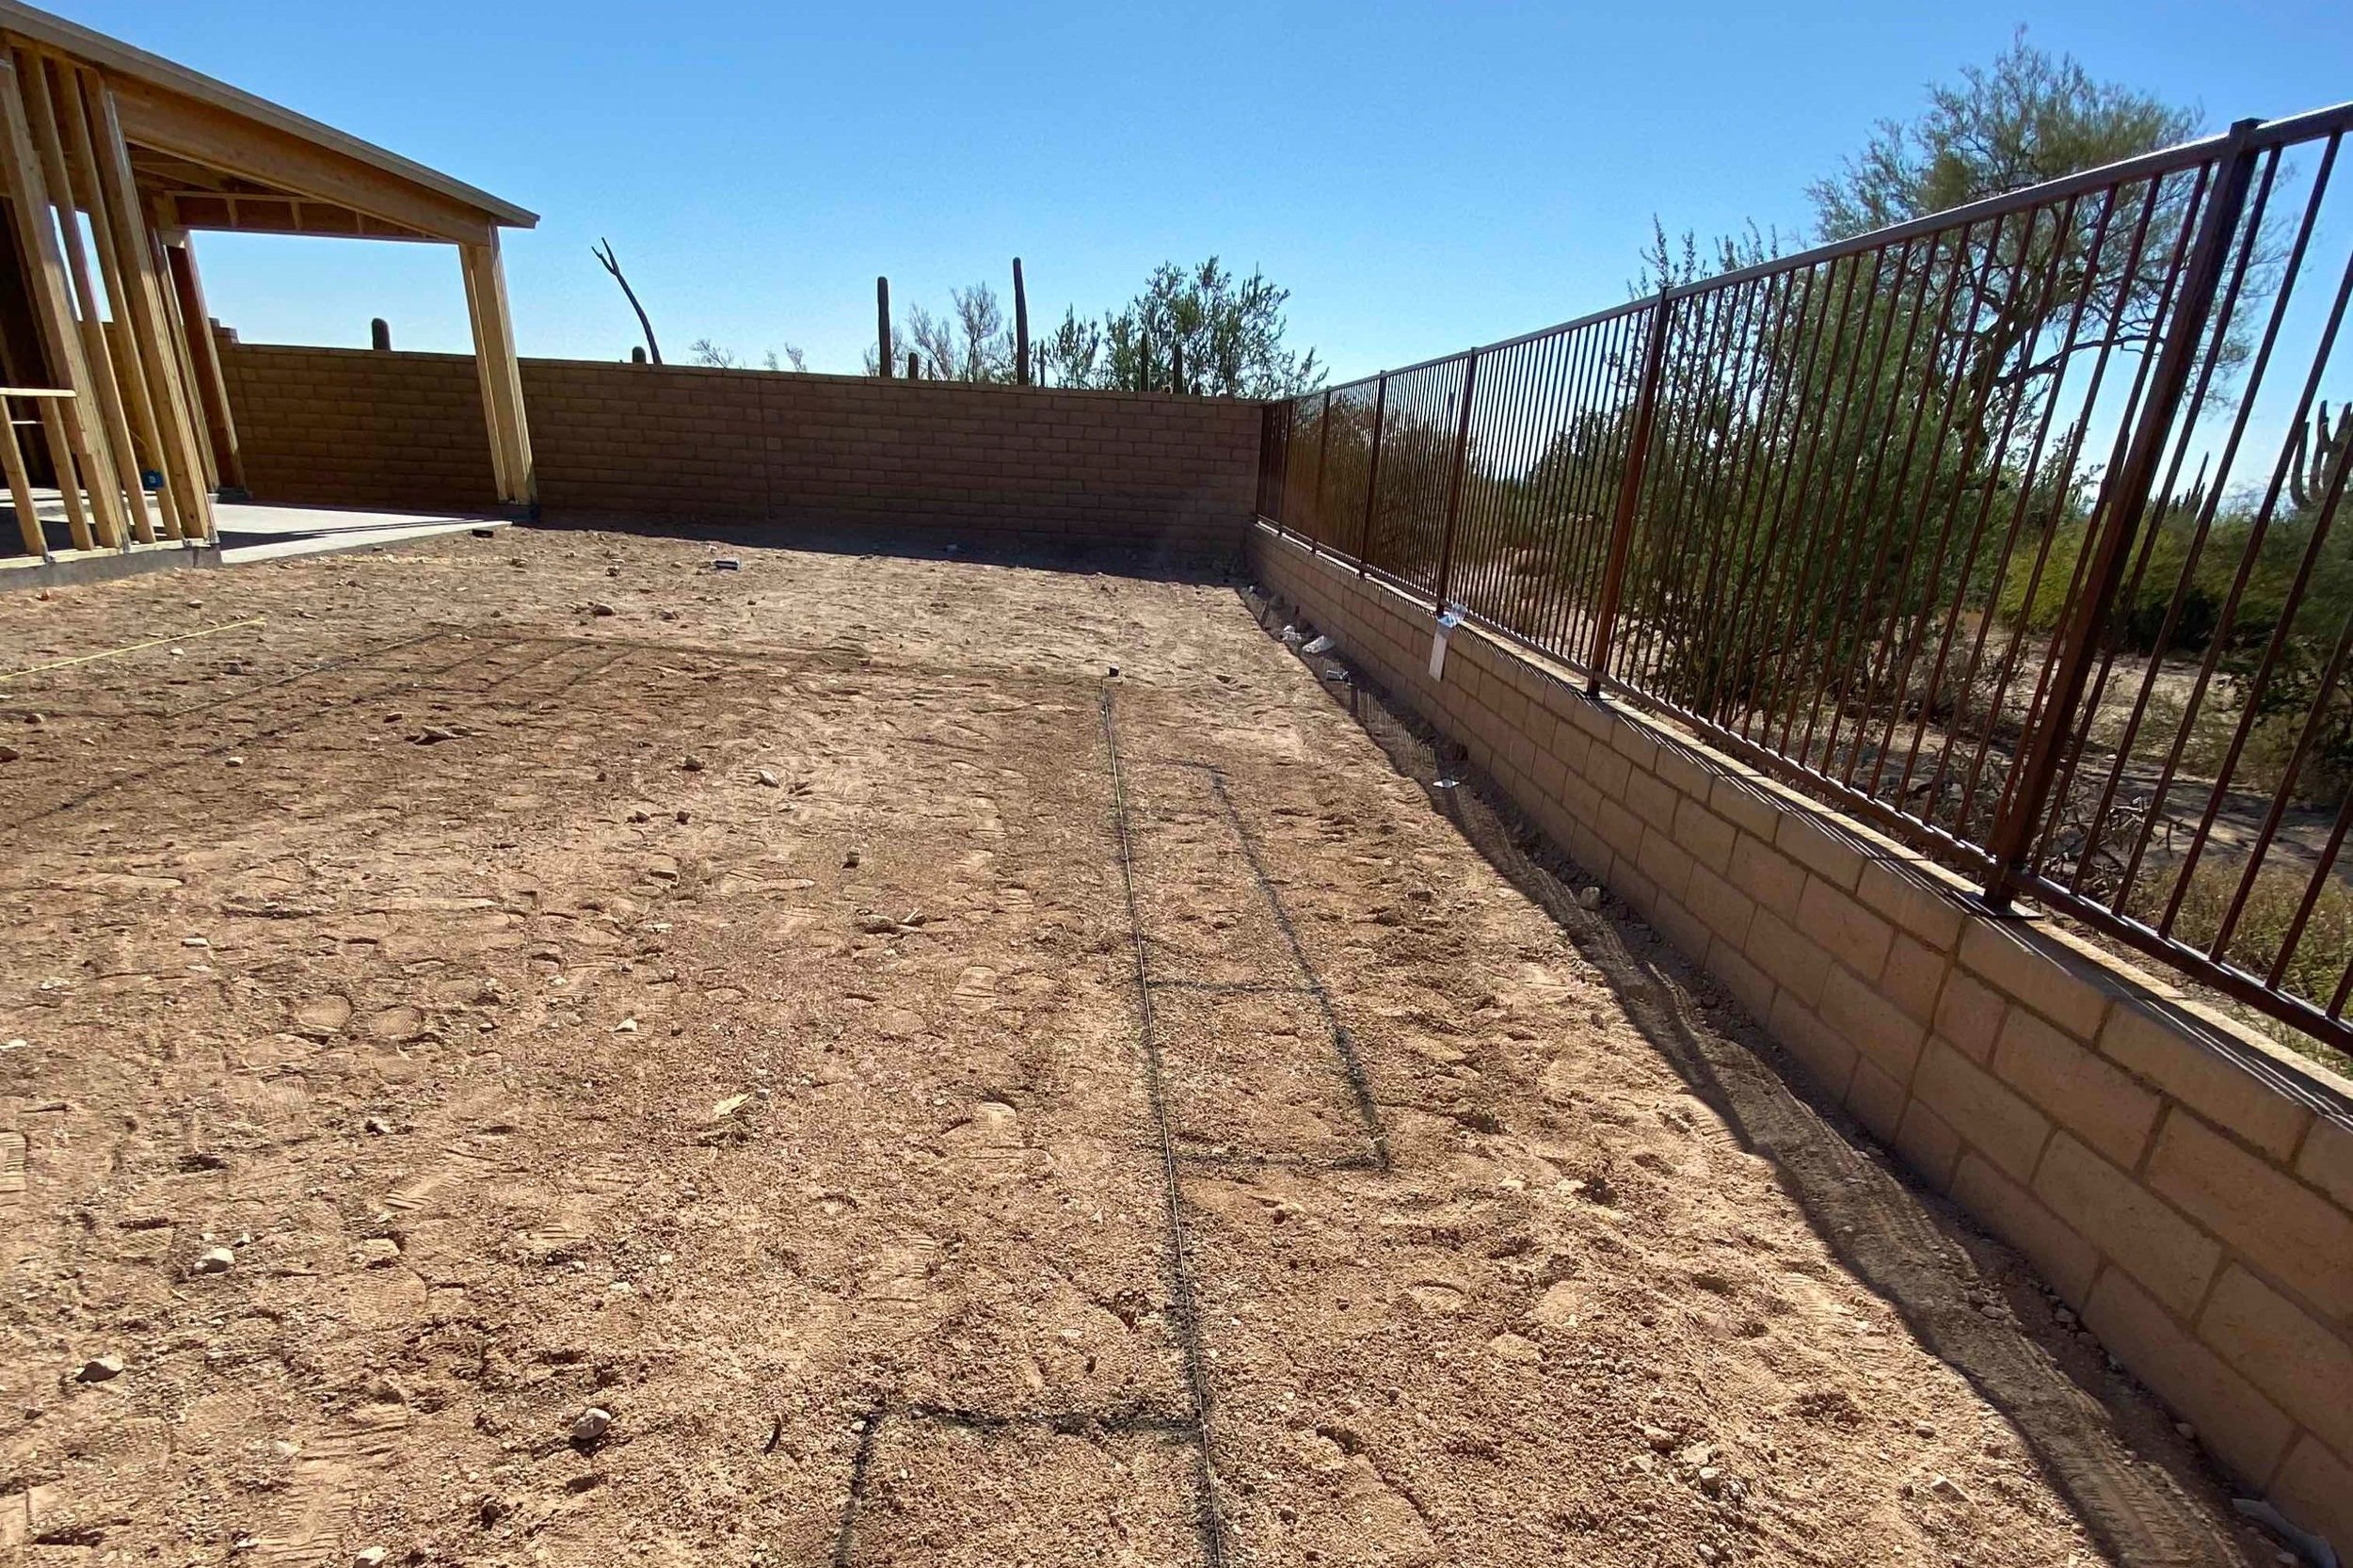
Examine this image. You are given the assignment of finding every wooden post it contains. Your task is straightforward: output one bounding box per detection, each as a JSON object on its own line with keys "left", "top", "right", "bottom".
{"left": 1013, "top": 258, "right": 1029, "bottom": 386}
{"left": 461, "top": 236, "right": 534, "bottom": 507}
{"left": 59, "top": 56, "right": 182, "bottom": 539}
{"left": 160, "top": 232, "right": 244, "bottom": 493}
{"left": 0, "top": 52, "right": 119, "bottom": 550}
{"left": 16, "top": 49, "right": 154, "bottom": 540}
{"left": 905, "top": 351, "right": 918, "bottom": 380}
{"left": 371, "top": 317, "right": 392, "bottom": 351}
{"left": 150, "top": 221, "right": 218, "bottom": 493}
{"left": 459, "top": 248, "right": 510, "bottom": 501}
{"left": 1171, "top": 340, "right": 1184, "bottom": 396}
{"left": 79, "top": 66, "right": 212, "bottom": 540}
{"left": 876, "top": 277, "right": 892, "bottom": 376}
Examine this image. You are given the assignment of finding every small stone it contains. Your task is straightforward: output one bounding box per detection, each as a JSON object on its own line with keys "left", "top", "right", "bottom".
{"left": 588, "top": 602, "right": 617, "bottom": 617}
{"left": 571, "top": 1406, "right": 613, "bottom": 1445}
{"left": 224, "top": 756, "right": 245, "bottom": 768}
{"left": 354, "top": 1238, "right": 402, "bottom": 1268}
{"left": 356, "top": 1548, "right": 389, "bottom": 1567}
{"left": 628, "top": 808, "right": 651, "bottom": 824}
{"left": 363, "top": 1115, "right": 392, "bottom": 1135}
{"left": 193, "top": 1245, "right": 236, "bottom": 1274}
{"left": 478, "top": 1495, "right": 509, "bottom": 1526}
{"left": 183, "top": 936, "right": 211, "bottom": 948}
{"left": 843, "top": 849, "right": 861, "bottom": 869}
{"left": 77, "top": 1353, "right": 126, "bottom": 1383}
{"left": 755, "top": 768, "right": 782, "bottom": 789}
{"left": 680, "top": 756, "right": 705, "bottom": 773}
{"left": 0, "top": 744, "right": 19, "bottom": 763}
{"left": 615, "top": 1017, "right": 638, "bottom": 1033}
{"left": 1927, "top": 1473, "right": 1967, "bottom": 1504}
{"left": 1642, "top": 1425, "right": 1676, "bottom": 1452}
{"left": 712, "top": 557, "right": 741, "bottom": 571}
{"left": 1575, "top": 887, "right": 1604, "bottom": 911}
{"left": 2173, "top": 1421, "right": 2196, "bottom": 1441}
{"left": 1486, "top": 1332, "right": 1542, "bottom": 1365}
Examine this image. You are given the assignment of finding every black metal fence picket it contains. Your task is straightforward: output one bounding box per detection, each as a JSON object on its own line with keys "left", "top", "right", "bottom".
{"left": 1258, "top": 102, "right": 2353, "bottom": 1058}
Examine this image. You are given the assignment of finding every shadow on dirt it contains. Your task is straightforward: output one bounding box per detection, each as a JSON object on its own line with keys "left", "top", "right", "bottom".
{"left": 1241, "top": 584, "right": 2263, "bottom": 1568}
{"left": 530, "top": 512, "right": 1249, "bottom": 587}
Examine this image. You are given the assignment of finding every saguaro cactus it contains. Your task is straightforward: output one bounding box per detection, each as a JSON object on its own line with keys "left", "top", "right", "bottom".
{"left": 2289, "top": 400, "right": 2350, "bottom": 511}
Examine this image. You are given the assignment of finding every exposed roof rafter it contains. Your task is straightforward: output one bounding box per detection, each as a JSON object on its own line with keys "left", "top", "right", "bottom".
{"left": 0, "top": 0, "right": 535, "bottom": 238}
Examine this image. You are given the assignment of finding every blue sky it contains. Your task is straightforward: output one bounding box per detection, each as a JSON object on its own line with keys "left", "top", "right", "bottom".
{"left": 67, "top": 1, "right": 2353, "bottom": 381}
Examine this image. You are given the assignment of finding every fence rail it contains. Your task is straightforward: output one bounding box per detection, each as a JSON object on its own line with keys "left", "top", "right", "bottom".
{"left": 1259, "top": 101, "right": 2353, "bottom": 1060}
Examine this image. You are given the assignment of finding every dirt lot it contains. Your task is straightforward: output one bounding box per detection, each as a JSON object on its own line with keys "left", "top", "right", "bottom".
{"left": 0, "top": 527, "right": 2280, "bottom": 1566}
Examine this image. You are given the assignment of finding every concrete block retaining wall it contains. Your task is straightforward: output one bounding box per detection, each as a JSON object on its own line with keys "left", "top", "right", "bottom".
{"left": 1252, "top": 521, "right": 2353, "bottom": 1551}
{"left": 216, "top": 341, "right": 1263, "bottom": 559}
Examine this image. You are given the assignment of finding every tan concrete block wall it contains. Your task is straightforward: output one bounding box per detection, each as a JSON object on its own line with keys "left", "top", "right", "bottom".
{"left": 216, "top": 342, "right": 1261, "bottom": 556}
{"left": 216, "top": 342, "right": 495, "bottom": 513}
{"left": 1251, "top": 522, "right": 2353, "bottom": 1552}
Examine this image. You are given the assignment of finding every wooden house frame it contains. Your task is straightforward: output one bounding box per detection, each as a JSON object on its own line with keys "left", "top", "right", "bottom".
{"left": 0, "top": 1, "right": 536, "bottom": 555}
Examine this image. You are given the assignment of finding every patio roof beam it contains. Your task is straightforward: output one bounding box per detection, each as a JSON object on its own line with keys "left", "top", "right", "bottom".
{"left": 152, "top": 191, "right": 434, "bottom": 242}
{"left": 110, "top": 77, "right": 496, "bottom": 246}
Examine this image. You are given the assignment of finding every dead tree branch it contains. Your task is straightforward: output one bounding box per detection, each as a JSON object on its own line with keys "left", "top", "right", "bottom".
{"left": 593, "top": 238, "right": 662, "bottom": 365}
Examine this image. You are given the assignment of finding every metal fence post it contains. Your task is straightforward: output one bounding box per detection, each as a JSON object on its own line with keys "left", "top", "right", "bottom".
{"left": 1358, "top": 372, "right": 1387, "bottom": 573}
{"left": 1257, "top": 403, "right": 1285, "bottom": 524}
{"left": 1586, "top": 290, "right": 1674, "bottom": 696}
{"left": 1308, "top": 388, "right": 1335, "bottom": 553}
{"left": 1983, "top": 121, "right": 2265, "bottom": 905}
{"left": 1430, "top": 351, "right": 1480, "bottom": 606}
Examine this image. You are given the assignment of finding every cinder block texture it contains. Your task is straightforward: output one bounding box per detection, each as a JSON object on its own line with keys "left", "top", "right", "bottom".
{"left": 218, "top": 341, "right": 1262, "bottom": 556}
{"left": 1248, "top": 521, "right": 2353, "bottom": 1547}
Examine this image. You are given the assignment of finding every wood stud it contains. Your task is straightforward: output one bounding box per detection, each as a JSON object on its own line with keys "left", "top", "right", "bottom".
{"left": 0, "top": 49, "right": 120, "bottom": 549}
{"left": 0, "top": 20, "right": 534, "bottom": 550}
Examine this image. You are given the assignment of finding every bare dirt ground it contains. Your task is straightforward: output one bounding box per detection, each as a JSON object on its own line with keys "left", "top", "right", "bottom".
{"left": 0, "top": 527, "right": 2281, "bottom": 1566}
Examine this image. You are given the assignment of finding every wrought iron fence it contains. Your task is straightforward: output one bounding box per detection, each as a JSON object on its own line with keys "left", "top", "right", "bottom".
{"left": 1258, "top": 103, "right": 2353, "bottom": 1059}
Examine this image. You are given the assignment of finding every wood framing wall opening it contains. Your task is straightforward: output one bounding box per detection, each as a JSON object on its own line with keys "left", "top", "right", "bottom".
{"left": 0, "top": 0, "right": 536, "bottom": 558}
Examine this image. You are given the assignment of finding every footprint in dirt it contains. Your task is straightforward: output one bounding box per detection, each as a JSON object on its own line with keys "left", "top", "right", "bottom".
{"left": 292, "top": 995, "right": 352, "bottom": 1039}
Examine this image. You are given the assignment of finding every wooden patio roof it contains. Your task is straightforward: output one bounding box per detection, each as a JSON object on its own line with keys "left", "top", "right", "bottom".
{"left": 0, "top": 3, "right": 538, "bottom": 554}
{"left": 0, "top": 0, "right": 536, "bottom": 243}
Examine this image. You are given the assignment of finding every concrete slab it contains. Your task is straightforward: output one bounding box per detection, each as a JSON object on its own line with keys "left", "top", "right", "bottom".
{"left": 2, "top": 494, "right": 508, "bottom": 591}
